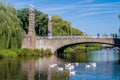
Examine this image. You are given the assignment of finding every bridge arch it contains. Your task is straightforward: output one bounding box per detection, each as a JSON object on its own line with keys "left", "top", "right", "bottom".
{"left": 56, "top": 41, "right": 120, "bottom": 57}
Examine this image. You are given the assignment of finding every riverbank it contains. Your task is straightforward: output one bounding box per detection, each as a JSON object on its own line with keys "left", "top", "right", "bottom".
{"left": 0, "top": 48, "right": 53, "bottom": 58}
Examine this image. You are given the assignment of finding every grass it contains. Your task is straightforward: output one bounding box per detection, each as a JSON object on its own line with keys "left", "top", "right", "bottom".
{"left": 0, "top": 48, "right": 53, "bottom": 58}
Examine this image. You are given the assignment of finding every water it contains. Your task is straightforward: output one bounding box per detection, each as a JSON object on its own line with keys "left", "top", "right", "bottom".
{"left": 0, "top": 49, "right": 119, "bottom": 80}
{"left": 70, "top": 49, "right": 120, "bottom": 80}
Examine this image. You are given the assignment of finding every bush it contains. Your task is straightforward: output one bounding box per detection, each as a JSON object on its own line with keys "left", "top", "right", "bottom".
{"left": 0, "top": 48, "right": 53, "bottom": 58}
{"left": 0, "top": 49, "right": 15, "bottom": 58}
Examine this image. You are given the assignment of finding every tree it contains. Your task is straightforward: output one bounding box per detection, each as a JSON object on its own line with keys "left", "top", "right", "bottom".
{"left": 52, "top": 15, "right": 63, "bottom": 36}
{"left": 0, "top": 1, "right": 24, "bottom": 49}
{"left": 72, "top": 28, "right": 83, "bottom": 36}
{"left": 18, "top": 8, "right": 29, "bottom": 34}
{"left": 35, "top": 9, "right": 48, "bottom": 36}
{"left": 62, "top": 20, "right": 72, "bottom": 36}
{"left": 52, "top": 15, "right": 83, "bottom": 36}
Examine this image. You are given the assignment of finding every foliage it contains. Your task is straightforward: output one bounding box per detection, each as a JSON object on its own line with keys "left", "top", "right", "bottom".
{"left": 0, "top": 1, "right": 24, "bottom": 49}
{"left": 72, "top": 28, "right": 84, "bottom": 35}
{"left": 0, "top": 48, "right": 52, "bottom": 58}
{"left": 18, "top": 8, "right": 29, "bottom": 33}
{"left": 35, "top": 10, "right": 48, "bottom": 36}
{"left": 52, "top": 15, "right": 83, "bottom": 36}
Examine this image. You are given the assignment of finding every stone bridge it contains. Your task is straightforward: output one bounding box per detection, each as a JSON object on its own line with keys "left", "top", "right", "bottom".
{"left": 22, "top": 7, "right": 120, "bottom": 54}
{"left": 22, "top": 36, "right": 120, "bottom": 53}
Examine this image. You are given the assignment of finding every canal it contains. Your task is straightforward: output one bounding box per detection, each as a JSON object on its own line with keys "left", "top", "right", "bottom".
{"left": 0, "top": 49, "right": 120, "bottom": 80}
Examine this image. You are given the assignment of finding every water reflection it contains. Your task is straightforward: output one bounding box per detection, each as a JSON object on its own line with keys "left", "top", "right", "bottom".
{"left": 34, "top": 71, "right": 47, "bottom": 80}
{"left": 0, "top": 56, "right": 69, "bottom": 80}
{"left": 0, "top": 59, "right": 25, "bottom": 80}
{"left": 63, "top": 49, "right": 120, "bottom": 63}
{"left": 0, "top": 49, "right": 119, "bottom": 80}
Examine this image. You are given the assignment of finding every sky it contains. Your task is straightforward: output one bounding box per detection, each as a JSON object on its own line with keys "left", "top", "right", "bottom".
{"left": 3, "top": 0, "right": 120, "bottom": 36}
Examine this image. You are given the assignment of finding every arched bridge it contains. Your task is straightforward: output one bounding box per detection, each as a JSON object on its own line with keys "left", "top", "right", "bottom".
{"left": 23, "top": 8, "right": 120, "bottom": 54}
{"left": 34, "top": 36, "right": 120, "bottom": 53}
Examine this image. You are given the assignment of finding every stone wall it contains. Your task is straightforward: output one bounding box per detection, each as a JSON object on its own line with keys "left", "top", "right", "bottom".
{"left": 22, "top": 35, "right": 36, "bottom": 49}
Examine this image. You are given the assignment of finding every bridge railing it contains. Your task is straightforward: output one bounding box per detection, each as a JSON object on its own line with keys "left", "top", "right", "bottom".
{"left": 36, "top": 35, "right": 120, "bottom": 39}
{"left": 91, "top": 35, "right": 120, "bottom": 38}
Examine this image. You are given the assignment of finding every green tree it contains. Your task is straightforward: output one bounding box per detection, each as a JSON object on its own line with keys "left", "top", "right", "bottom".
{"left": 0, "top": 2, "right": 24, "bottom": 49}
{"left": 18, "top": 8, "right": 29, "bottom": 33}
{"left": 52, "top": 15, "right": 83, "bottom": 36}
{"left": 52, "top": 15, "right": 63, "bottom": 36}
{"left": 62, "top": 20, "right": 72, "bottom": 36}
{"left": 35, "top": 10, "right": 48, "bottom": 36}
{"left": 72, "top": 28, "right": 83, "bottom": 36}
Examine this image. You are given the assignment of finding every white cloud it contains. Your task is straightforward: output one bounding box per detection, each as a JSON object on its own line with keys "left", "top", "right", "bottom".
{"left": 80, "top": 11, "right": 120, "bottom": 17}
{"left": 40, "top": 1, "right": 120, "bottom": 14}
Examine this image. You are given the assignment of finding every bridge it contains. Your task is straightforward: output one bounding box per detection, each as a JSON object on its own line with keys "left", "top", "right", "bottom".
{"left": 22, "top": 36, "right": 120, "bottom": 53}
{"left": 22, "top": 7, "right": 120, "bottom": 53}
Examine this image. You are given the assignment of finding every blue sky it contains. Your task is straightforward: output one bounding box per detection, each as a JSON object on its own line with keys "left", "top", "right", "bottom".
{"left": 3, "top": 0, "right": 120, "bottom": 36}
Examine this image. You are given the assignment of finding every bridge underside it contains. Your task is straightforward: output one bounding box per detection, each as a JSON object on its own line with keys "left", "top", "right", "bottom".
{"left": 56, "top": 42, "right": 120, "bottom": 57}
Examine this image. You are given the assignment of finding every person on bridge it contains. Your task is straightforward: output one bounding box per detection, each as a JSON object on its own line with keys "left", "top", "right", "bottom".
{"left": 97, "top": 33, "right": 100, "bottom": 38}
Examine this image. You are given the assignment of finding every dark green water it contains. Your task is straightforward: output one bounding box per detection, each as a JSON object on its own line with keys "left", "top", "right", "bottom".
{"left": 0, "top": 56, "right": 68, "bottom": 80}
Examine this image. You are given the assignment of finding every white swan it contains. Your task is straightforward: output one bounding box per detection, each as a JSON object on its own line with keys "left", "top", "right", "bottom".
{"left": 65, "top": 63, "right": 71, "bottom": 68}
{"left": 75, "top": 63, "right": 79, "bottom": 66}
{"left": 69, "top": 70, "right": 76, "bottom": 76}
{"left": 57, "top": 67, "right": 64, "bottom": 72}
{"left": 49, "top": 63, "right": 57, "bottom": 68}
{"left": 91, "top": 63, "right": 96, "bottom": 67}
{"left": 65, "top": 65, "right": 74, "bottom": 70}
{"left": 85, "top": 64, "right": 91, "bottom": 69}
